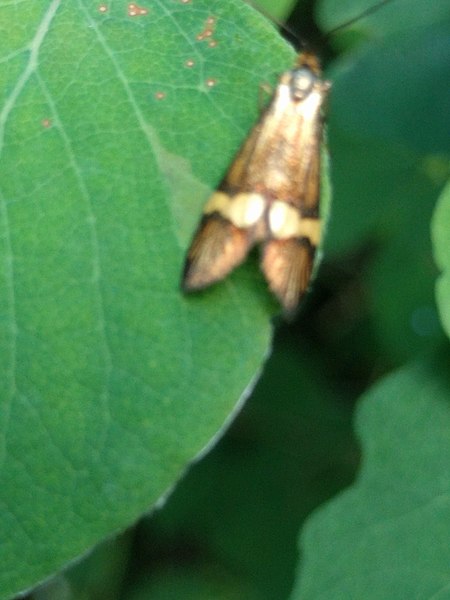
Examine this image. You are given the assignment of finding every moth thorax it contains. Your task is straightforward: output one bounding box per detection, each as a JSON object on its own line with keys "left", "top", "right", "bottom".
{"left": 290, "top": 68, "right": 316, "bottom": 101}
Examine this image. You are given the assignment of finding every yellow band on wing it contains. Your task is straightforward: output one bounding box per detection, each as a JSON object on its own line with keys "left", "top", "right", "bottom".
{"left": 268, "top": 201, "right": 321, "bottom": 244}
{"left": 204, "top": 191, "right": 266, "bottom": 229}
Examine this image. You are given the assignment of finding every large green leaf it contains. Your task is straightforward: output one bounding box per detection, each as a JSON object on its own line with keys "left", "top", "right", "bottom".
{"left": 291, "top": 354, "right": 450, "bottom": 599}
{"left": 432, "top": 179, "right": 450, "bottom": 339}
{"left": 0, "top": 1, "right": 292, "bottom": 597}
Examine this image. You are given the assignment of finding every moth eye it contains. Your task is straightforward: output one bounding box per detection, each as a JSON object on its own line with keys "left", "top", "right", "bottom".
{"left": 291, "top": 68, "right": 315, "bottom": 100}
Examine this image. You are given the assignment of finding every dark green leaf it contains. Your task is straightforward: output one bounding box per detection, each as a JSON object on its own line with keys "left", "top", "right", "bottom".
{"left": 329, "top": 25, "right": 450, "bottom": 154}
{"left": 322, "top": 8, "right": 450, "bottom": 363}
{"left": 292, "top": 354, "right": 450, "bottom": 599}
{"left": 318, "top": 0, "right": 450, "bottom": 41}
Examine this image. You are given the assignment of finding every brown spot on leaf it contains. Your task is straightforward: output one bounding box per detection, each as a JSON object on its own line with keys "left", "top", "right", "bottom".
{"left": 196, "top": 15, "right": 218, "bottom": 47}
{"left": 128, "top": 3, "right": 148, "bottom": 17}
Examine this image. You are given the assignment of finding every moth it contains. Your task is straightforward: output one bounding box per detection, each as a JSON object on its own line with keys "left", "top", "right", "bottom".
{"left": 181, "top": 51, "right": 330, "bottom": 314}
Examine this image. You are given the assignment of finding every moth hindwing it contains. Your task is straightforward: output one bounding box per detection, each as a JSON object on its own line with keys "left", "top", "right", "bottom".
{"left": 182, "top": 52, "right": 330, "bottom": 315}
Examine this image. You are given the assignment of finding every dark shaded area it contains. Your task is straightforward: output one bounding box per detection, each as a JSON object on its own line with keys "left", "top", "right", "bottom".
{"left": 285, "top": 0, "right": 327, "bottom": 55}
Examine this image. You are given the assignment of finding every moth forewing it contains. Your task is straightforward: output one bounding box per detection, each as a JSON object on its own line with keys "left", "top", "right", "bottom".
{"left": 181, "top": 212, "right": 252, "bottom": 290}
{"left": 182, "top": 52, "right": 330, "bottom": 314}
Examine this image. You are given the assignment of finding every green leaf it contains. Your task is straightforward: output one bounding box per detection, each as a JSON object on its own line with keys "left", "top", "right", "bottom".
{"left": 432, "top": 179, "right": 450, "bottom": 339}
{"left": 329, "top": 27, "right": 450, "bottom": 155}
{"left": 291, "top": 354, "right": 450, "bottom": 599}
{"left": 253, "top": 0, "right": 298, "bottom": 23}
{"left": 0, "top": 2, "right": 293, "bottom": 597}
{"left": 321, "top": 5, "right": 450, "bottom": 363}
{"left": 318, "top": 0, "right": 450, "bottom": 42}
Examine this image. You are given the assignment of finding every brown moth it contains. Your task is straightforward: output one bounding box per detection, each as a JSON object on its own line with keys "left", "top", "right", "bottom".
{"left": 181, "top": 51, "right": 330, "bottom": 314}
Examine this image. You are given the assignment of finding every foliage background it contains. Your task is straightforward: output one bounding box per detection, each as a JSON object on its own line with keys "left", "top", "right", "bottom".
{"left": 0, "top": 0, "right": 449, "bottom": 598}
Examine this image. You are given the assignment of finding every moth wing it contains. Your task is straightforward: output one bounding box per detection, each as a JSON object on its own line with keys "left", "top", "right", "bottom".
{"left": 182, "top": 213, "right": 253, "bottom": 291}
{"left": 261, "top": 238, "right": 315, "bottom": 315}
{"left": 182, "top": 54, "right": 328, "bottom": 311}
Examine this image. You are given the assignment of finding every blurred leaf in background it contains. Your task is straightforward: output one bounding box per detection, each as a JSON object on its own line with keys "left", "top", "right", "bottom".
{"left": 293, "top": 354, "right": 450, "bottom": 599}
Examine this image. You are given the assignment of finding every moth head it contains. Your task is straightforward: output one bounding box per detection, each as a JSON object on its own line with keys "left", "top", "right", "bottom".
{"left": 290, "top": 67, "right": 317, "bottom": 101}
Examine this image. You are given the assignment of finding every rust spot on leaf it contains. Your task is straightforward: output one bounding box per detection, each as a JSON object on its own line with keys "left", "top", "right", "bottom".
{"left": 128, "top": 3, "right": 148, "bottom": 16}
{"left": 196, "top": 15, "right": 218, "bottom": 47}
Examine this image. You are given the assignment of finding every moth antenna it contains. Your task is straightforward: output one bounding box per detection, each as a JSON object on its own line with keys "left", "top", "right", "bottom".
{"left": 245, "top": 0, "right": 314, "bottom": 52}
{"left": 283, "top": 0, "right": 398, "bottom": 57}
{"left": 324, "top": 0, "right": 397, "bottom": 39}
